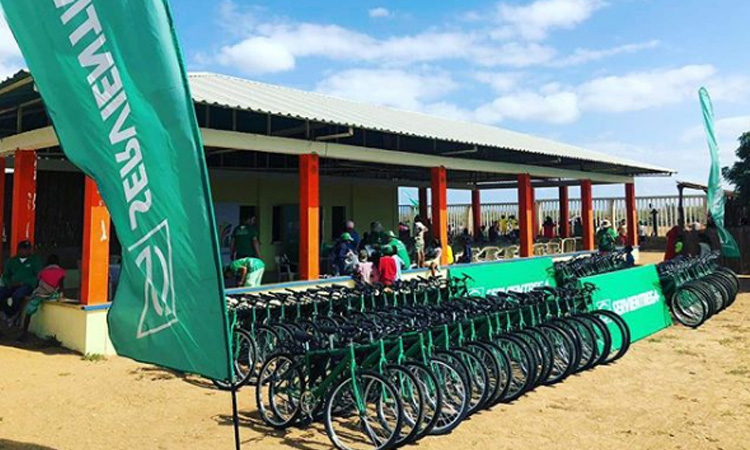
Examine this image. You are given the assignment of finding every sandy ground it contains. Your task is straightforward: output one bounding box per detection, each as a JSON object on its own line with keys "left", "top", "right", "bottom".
{"left": 1, "top": 252, "right": 749, "bottom": 450}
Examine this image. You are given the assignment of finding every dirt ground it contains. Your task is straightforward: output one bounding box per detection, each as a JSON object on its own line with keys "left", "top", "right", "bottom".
{"left": 1, "top": 252, "right": 749, "bottom": 450}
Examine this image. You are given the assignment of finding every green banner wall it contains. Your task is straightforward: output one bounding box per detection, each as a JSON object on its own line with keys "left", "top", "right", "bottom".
{"left": 450, "top": 257, "right": 557, "bottom": 296}
{"left": 2, "top": 0, "right": 230, "bottom": 380}
{"left": 580, "top": 265, "right": 672, "bottom": 342}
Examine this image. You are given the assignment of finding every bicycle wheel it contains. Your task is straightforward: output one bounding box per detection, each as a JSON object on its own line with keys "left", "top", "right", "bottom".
{"left": 403, "top": 361, "right": 442, "bottom": 441}
{"left": 256, "top": 353, "right": 304, "bottom": 429}
{"left": 466, "top": 341, "right": 503, "bottom": 409}
{"left": 479, "top": 340, "right": 512, "bottom": 406}
{"left": 566, "top": 317, "right": 598, "bottom": 373}
{"left": 427, "top": 357, "right": 468, "bottom": 436}
{"left": 384, "top": 364, "right": 425, "bottom": 447}
{"left": 324, "top": 370, "right": 403, "bottom": 450}
{"left": 494, "top": 334, "right": 536, "bottom": 402}
{"left": 251, "top": 325, "right": 280, "bottom": 384}
{"left": 589, "top": 309, "right": 631, "bottom": 363}
{"left": 515, "top": 328, "right": 552, "bottom": 388}
{"left": 445, "top": 348, "right": 490, "bottom": 415}
{"left": 577, "top": 313, "right": 612, "bottom": 367}
{"left": 670, "top": 286, "right": 708, "bottom": 328}
{"left": 212, "top": 328, "right": 256, "bottom": 390}
{"left": 537, "top": 323, "right": 576, "bottom": 385}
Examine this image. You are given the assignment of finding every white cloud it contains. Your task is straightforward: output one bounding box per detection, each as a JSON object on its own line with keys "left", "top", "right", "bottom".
{"left": 497, "top": 0, "right": 605, "bottom": 41}
{"left": 578, "top": 65, "right": 718, "bottom": 113}
{"left": 0, "top": 14, "right": 23, "bottom": 79}
{"left": 552, "top": 40, "right": 660, "bottom": 67}
{"left": 216, "top": 36, "right": 295, "bottom": 75}
{"left": 475, "top": 72, "right": 522, "bottom": 93}
{"left": 681, "top": 115, "right": 750, "bottom": 143}
{"left": 315, "top": 69, "right": 458, "bottom": 111}
{"left": 474, "top": 42, "right": 557, "bottom": 67}
{"left": 475, "top": 91, "right": 581, "bottom": 124}
{"left": 368, "top": 7, "right": 391, "bottom": 18}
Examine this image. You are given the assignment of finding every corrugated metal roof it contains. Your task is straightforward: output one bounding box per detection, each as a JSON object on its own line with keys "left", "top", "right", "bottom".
{"left": 188, "top": 72, "right": 673, "bottom": 176}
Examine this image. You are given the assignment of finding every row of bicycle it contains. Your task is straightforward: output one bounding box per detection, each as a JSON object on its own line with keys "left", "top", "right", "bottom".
{"left": 658, "top": 253, "right": 740, "bottom": 328}
{"left": 217, "top": 277, "right": 631, "bottom": 450}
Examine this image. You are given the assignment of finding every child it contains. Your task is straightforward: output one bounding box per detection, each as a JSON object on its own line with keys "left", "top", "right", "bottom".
{"left": 355, "top": 250, "right": 379, "bottom": 284}
{"left": 19, "top": 254, "right": 65, "bottom": 341}
{"left": 414, "top": 220, "right": 428, "bottom": 268}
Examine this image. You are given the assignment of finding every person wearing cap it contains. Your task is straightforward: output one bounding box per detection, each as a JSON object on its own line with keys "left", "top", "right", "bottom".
{"left": 414, "top": 219, "right": 428, "bottom": 267}
{"left": 333, "top": 232, "right": 357, "bottom": 276}
{"left": 0, "top": 240, "right": 42, "bottom": 326}
{"left": 225, "top": 256, "right": 265, "bottom": 288}
{"left": 386, "top": 231, "right": 411, "bottom": 269}
{"left": 596, "top": 220, "right": 619, "bottom": 253}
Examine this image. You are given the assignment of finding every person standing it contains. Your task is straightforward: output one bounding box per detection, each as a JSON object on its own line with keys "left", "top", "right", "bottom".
{"left": 333, "top": 232, "right": 357, "bottom": 276}
{"left": 232, "top": 216, "right": 261, "bottom": 259}
{"left": 649, "top": 204, "right": 659, "bottom": 237}
{"left": 227, "top": 256, "right": 265, "bottom": 288}
{"left": 386, "top": 231, "right": 411, "bottom": 269}
{"left": 617, "top": 219, "right": 628, "bottom": 246}
{"left": 596, "top": 220, "right": 618, "bottom": 253}
{"left": 0, "top": 241, "right": 42, "bottom": 326}
{"left": 378, "top": 246, "right": 399, "bottom": 287}
{"left": 345, "top": 220, "right": 360, "bottom": 249}
{"left": 414, "top": 220, "right": 428, "bottom": 268}
{"left": 542, "top": 216, "right": 556, "bottom": 239}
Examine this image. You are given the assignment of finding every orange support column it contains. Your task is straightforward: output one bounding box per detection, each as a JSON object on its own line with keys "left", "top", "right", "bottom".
{"left": 531, "top": 186, "right": 538, "bottom": 238}
{"left": 299, "top": 154, "right": 320, "bottom": 280}
{"left": 518, "top": 174, "right": 534, "bottom": 257}
{"left": 0, "top": 158, "right": 5, "bottom": 270}
{"left": 581, "top": 180, "right": 594, "bottom": 250}
{"left": 430, "top": 167, "right": 448, "bottom": 265}
{"left": 80, "top": 177, "right": 111, "bottom": 305}
{"left": 559, "top": 186, "right": 570, "bottom": 238}
{"left": 418, "top": 187, "right": 429, "bottom": 221}
{"left": 471, "top": 189, "right": 481, "bottom": 240}
{"left": 10, "top": 150, "right": 36, "bottom": 255}
{"left": 625, "top": 182, "right": 638, "bottom": 247}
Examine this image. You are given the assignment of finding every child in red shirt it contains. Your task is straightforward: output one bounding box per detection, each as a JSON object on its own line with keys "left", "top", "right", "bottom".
{"left": 378, "top": 246, "right": 399, "bottom": 286}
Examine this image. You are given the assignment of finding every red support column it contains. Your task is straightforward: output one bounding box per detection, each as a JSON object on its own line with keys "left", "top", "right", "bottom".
{"left": 581, "top": 180, "right": 594, "bottom": 250}
{"left": 418, "top": 187, "right": 429, "bottom": 221}
{"left": 471, "top": 189, "right": 481, "bottom": 240}
{"left": 0, "top": 158, "right": 5, "bottom": 270}
{"left": 299, "top": 154, "right": 320, "bottom": 280}
{"left": 531, "top": 186, "right": 538, "bottom": 238}
{"left": 559, "top": 185, "right": 570, "bottom": 238}
{"left": 80, "top": 177, "right": 111, "bottom": 305}
{"left": 517, "top": 174, "right": 534, "bottom": 257}
{"left": 10, "top": 150, "right": 36, "bottom": 255}
{"left": 626, "top": 182, "right": 638, "bottom": 247}
{"left": 430, "top": 167, "right": 449, "bottom": 265}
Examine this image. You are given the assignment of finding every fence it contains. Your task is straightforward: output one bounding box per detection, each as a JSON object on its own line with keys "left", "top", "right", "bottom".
{"left": 399, "top": 195, "right": 707, "bottom": 236}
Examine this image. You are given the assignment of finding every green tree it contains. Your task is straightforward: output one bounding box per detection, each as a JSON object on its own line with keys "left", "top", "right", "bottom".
{"left": 723, "top": 131, "right": 750, "bottom": 205}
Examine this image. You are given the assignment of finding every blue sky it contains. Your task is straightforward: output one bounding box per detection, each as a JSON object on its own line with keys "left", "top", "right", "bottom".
{"left": 2, "top": 0, "right": 749, "bottom": 203}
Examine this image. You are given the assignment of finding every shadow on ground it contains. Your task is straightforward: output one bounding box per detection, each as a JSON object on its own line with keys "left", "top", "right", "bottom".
{"left": 0, "top": 325, "right": 75, "bottom": 357}
{"left": 0, "top": 439, "right": 58, "bottom": 450}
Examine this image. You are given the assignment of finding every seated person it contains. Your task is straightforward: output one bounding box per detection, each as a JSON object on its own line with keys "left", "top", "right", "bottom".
{"left": 19, "top": 254, "right": 66, "bottom": 341}
{"left": 1, "top": 240, "right": 42, "bottom": 327}
{"left": 378, "top": 246, "right": 400, "bottom": 287}
{"left": 226, "top": 257, "right": 265, "bottom": 288}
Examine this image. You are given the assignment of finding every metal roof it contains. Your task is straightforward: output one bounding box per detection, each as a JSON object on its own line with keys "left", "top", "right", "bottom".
{"left": 188, "top": 72, "right": 673, "bottom": 176}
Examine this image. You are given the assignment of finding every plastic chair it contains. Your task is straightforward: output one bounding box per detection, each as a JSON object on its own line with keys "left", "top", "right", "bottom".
{"left": 546, "top": 242, "right": 561, "bottom": 254}
{"left": 533, "top": 243, "right": 546, "bottom": 256}
{"left": 503, "top": 245, "right": 519, "bottom": 259}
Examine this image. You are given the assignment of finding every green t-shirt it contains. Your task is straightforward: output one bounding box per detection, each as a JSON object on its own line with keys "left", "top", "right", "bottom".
{"left": 2, "top": 255, "right": 43, "bottom": 287}
{"left": 389, "top": 238, "right": 411, "bottom": 268}
{"left": 229, "top": 257, "right": 264, "bottom": 274}
{"left": 233, "top": 225, "right": 259, "bottom": 257}
{"left": 597, "top": 228, "right": 618, "bottom": 252}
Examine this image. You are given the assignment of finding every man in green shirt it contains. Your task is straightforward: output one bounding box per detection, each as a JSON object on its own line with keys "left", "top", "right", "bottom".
{"left": 226, "top": 257, "right": 265, "bottom": 288}
{"left": 231, "top": 216, "right": 261, "bottom": 259}
{"left": 1, "top": 241, "right": 42, "bottom": 324}
{"left": 596, "top": 220, "right": 619, "bottom": 253}
{"left": 387, "top": 231, "right": 411, "bottom": 269}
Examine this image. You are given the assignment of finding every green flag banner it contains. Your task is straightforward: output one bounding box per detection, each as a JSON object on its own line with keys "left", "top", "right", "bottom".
{"left": 2, "top": 0, "right": 230, "bottom": 379}
{"left": 699, "top": 87, "right": 741, "bottom": 258}
{"left": 450, "top": 257, "right": 557, "bottom": 296}
{"left": 580, "top": 265, "right": 672, "bottom": 342}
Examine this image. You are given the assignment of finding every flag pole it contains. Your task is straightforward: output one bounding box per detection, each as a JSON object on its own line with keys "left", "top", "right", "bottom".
{"left": 230, "top": 382, "right": 241, "bottom": 450}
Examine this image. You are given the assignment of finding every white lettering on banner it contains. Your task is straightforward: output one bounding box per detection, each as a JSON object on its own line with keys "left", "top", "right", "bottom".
{"left": 54, "top": 0, "right": 176, "bottom": 337}
{"left": 55, "top": 0, "right": 152, "bottom": 232}
{"left": 129, "top": 220, "right": 177, "bottom": 339}
{"left": 468, "top": 280, "right": 550, "bottom": 297}
{"left": 601, "top": 290, "right": 660, "bottom": 315}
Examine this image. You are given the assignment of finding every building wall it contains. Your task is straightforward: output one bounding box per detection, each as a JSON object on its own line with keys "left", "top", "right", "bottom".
{"left": 210, "top": 171, "right": 399, "bottom": 273}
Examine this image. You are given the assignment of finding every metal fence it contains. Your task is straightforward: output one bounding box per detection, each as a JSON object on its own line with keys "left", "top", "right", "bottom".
{"left": 399, "top": 195, "right": 707, "bottom": 236}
